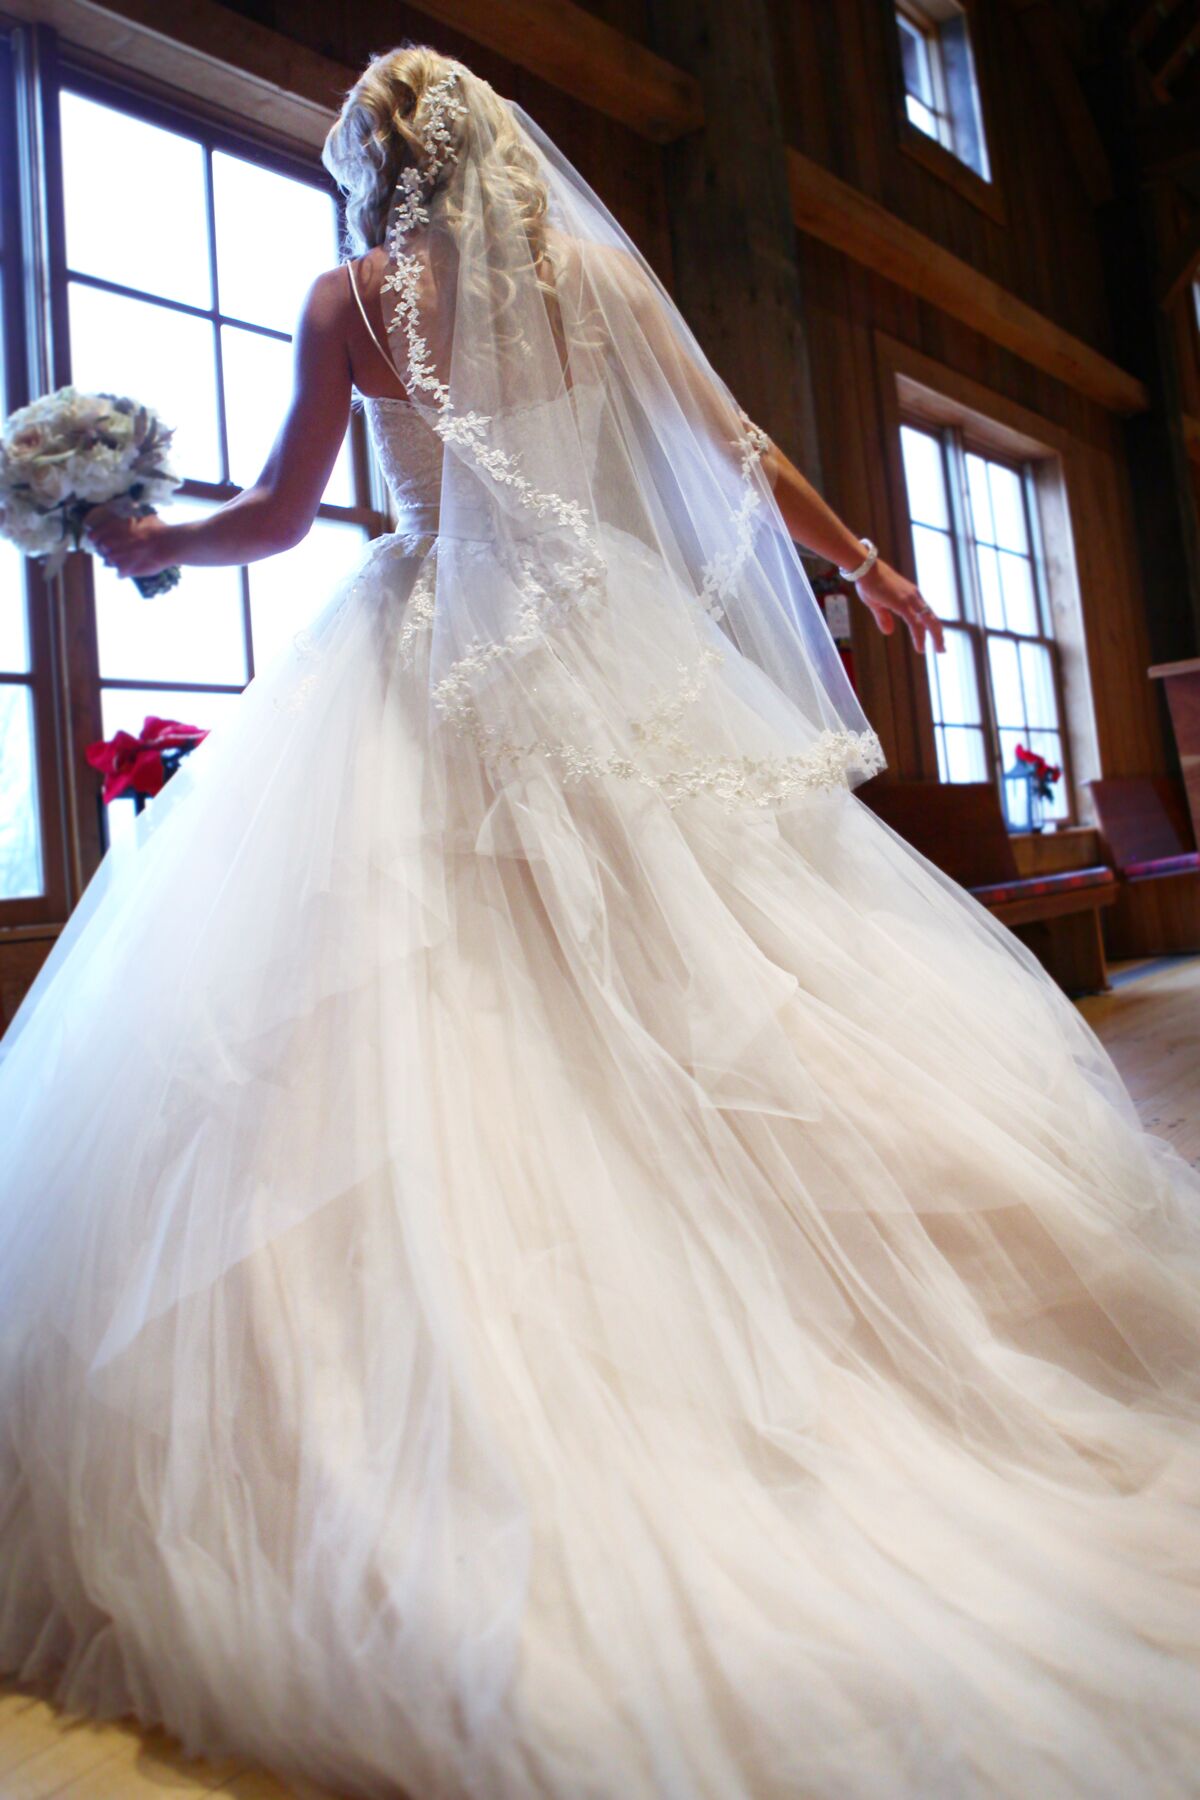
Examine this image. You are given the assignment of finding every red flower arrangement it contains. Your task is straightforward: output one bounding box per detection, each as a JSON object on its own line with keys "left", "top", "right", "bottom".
{"left": 85, "top": 714, "right": 208, "bottom": 805}
{"left": 1013, "top": 742, "right": 1062, "bottom": 801}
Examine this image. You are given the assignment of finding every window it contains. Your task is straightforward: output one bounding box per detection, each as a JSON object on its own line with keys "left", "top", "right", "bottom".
{"left": 896, "top": 2, "right": 990, "bottom": 182}
{"left": 0, "top": 50, "right": 39, "bottom": 903}
{"left": 899, "top": 421, "right": 1070, "bottom": 826}
{"left": 54, "top": 81, "right": 377, "bottom": 854}
{"left": 0, "top": 32, "right": 389, "bottom": 927}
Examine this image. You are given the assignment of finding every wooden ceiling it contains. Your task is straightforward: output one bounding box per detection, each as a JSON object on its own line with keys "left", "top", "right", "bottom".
{"left": 1027, "top": 0, "right": 1200, "bottom": 191}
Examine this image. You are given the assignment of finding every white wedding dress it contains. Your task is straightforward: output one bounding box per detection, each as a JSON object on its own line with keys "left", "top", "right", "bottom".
{"left": 1, "top": 373, "right": 1199, "bottom": 1800}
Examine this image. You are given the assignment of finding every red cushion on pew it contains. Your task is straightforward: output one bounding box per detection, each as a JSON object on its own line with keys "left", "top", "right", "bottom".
{"left": 969, "top": 866, "right": 1115, "bottom": 907}
{"left": 1122, "top": 851, "right": 1200, "bottom": 880}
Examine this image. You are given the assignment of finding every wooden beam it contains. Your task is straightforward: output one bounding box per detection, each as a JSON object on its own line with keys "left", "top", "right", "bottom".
{"left": 3, "top": 0, "right": 351, "bottom": 150}
{"left": 787, "top": 148, "right": 1149, "bottom": 415}
{"left": 1183, "top": 413, "right": 1200, "bottom": 466}
{"left": 410, "top": 0, "right": 703, "bottom": 142}
{"left": 22, "top": 0, "right": 702, "bottom": 151}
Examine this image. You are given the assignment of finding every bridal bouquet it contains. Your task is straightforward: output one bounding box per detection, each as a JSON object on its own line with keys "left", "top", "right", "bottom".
{"left": 0, "top": 386, "right": 182, "bottom": 597}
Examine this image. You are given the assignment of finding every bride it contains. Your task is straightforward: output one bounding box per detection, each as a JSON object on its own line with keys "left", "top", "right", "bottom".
{"left": 3, "top": 43, "right": 1199, "bottom": 1800}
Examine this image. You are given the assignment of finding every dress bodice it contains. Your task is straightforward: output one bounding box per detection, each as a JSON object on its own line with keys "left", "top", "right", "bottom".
{"left": 358, "top": 386, "right": 607, "bottom": 532}
{"left": 360, "top": 396, "right": 445, "bottom": 525}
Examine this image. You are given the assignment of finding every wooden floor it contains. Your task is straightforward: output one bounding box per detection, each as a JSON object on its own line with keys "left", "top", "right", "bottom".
{"left": 1076, "top": 951, "right": 1200, "bottom": 1168}
{"left": 1, "top": 954, "right": 1197, "bottom": 1799}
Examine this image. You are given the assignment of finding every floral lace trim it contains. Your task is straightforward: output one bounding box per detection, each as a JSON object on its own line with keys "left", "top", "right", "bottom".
{"left": 398, "top": 552, "right": 438, "bottom": 666}
{"left": 390, "top": 68, "right": 470, "bottom": 238}
{"left": 444, "top": 632, "right": 884, "bottom": 810}
{"left": 464, "top": 714, "right": 885, "bottom": 812}
{"left": 382, "top": 214, "right": 607, "bottom": 718}
{"left": 698, "top": 411, "right": 773, "bottom": 623}
{"left": 376, "top": 99, "right": 878, "bottom": 810}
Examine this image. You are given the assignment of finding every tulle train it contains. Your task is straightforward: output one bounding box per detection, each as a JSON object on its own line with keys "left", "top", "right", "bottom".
{"left": 2, "top": 534, "right": 1200, "bottom": 1799}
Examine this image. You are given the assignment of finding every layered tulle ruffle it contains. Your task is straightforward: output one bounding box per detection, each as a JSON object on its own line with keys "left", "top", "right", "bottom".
{"left": 2, "top": 534, "right": 1200, "bottom": 1798}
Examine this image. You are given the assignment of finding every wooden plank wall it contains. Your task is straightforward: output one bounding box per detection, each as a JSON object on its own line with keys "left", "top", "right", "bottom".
{"left": 767, "top": 0, "right": 1170, "bottom": 788}
{"left": 80, "top": 0, "right": 1181, "bottom": 790}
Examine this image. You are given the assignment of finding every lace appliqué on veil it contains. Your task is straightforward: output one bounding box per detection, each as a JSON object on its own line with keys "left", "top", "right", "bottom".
{"left": 377, "top": 72, "right": 884, "bottom": 808}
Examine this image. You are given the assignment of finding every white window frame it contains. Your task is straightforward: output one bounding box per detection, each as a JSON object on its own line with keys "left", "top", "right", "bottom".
{"left": 900, "top": 417, "right": 1076, "bottom": 828}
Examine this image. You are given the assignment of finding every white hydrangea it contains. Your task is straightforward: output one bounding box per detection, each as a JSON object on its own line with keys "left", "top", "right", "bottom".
{"left": 0, "top": 384, "right": 180, "bottom": 577}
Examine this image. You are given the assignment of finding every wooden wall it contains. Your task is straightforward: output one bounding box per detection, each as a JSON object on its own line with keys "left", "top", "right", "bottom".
{"left": 3, "top": 0, "right": 1197, "bottom": 1023}
{"left": 767, "top": 0, "right": 1172, "bottom": 794}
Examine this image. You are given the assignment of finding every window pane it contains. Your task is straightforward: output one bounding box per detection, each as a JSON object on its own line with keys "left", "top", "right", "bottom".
{"left": 941, "top": 724, "right": 988, "bottom": 783}
{"left": 987, "top": 634, "right": 1024, "bottom": 728}
{"left": 927, "top": 626, "right": 980, "bottom": 726}
{"left": 220, "top": 324, "right": 353, "bottom": 503}
{"left": 1019, "top": 640, "right": 1060, "bottom": 732}
{"left": 965, "top": 452, "right": 994, "bottom": 543}
{"left": 940, "top": 15, "right": 990, "bottom": 182}
{"left": 899, "top": 18, "right": 935, "bottom": 108}
{"left": 69, "top": 283, "right": 221, "bottom": 482}
{"left": 247, "top": 519, "right": 367, "bottom": 672}
{"left": 987, "top": 462, "right": 1028, "bottom": 553}
{"left": 906, "top": 95, "right": 939, "bottom": 139}
{"left": 60, "top": 92, "right": 211, "bottom": 309}
{"left": 0, "top": 537, "right": 30, "bottom": 673}
{"left": 213, "top": 153, "right": 337, "bottom": 334}
{"left": 912, "top": 524, "right": 960, "bottom": 619}
{"left": 998, "top": 550, "right": 1037, "bottom": 635}
{"left": 0, "top": 683, "right": 42, "bottom": 898}
{"left": 999, "top": 726, "right": 1066, "bottom": 823}
{"left": 900, "top": 426, "right": 948, "bottom": 528}
{"left": 94, "top": 497, "right": 247, "bottom": 686}
{"left": 99, "top": 685, "right": 241, "bottom": 854}
{"left": 974, "top": 544, "right": 1005, "bottom": 629}
{"left": 221, "top": 325, "right": 291, "bottom": 489}
{"left": 1028, "top": 730, "right": 1068, "bottom": 820}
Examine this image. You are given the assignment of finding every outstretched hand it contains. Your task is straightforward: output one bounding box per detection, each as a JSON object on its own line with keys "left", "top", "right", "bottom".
{"left": 84, "top": 506, "right": 176, "bottom": 581}
{"left": 855, "top": 558, "right": 945, "bottom": 656}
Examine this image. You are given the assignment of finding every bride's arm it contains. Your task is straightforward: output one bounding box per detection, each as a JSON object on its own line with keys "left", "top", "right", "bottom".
{"left": 594, "top": 241, "right": 943, "bottom": 656}
{"left": 762, "top": 441, "right": 945, "bottom": 656}
{"left": 85, "top": 270, "right": 351, "bottom": 576}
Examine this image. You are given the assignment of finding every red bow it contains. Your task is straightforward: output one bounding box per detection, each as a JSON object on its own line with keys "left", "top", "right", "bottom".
{"left": 85, "top": 714, "right": 208, "bottom": 803}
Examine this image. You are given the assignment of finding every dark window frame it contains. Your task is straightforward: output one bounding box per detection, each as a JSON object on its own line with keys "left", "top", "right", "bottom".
{"left": 0, "top": 24, "right": 388, "bottom": 924}
{"left": 0, "top": 25, "right": 71, "bottom": 927}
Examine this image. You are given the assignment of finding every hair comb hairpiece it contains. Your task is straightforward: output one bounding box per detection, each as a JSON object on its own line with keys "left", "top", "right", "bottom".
{"left": 388, "top": 66, "right": 470, "bottom": 245}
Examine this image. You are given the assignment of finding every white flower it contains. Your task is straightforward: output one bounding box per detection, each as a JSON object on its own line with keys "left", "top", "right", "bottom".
{"left": 0, "top": 383, "right": 180, "bottom": 568}
{"left": 27, "top": 461, "right": 73, "bottom": 505}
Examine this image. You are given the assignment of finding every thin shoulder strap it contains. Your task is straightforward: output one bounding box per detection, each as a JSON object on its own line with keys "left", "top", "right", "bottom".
{"left": 346, "top": 259, "right": 399, "bottom": 380}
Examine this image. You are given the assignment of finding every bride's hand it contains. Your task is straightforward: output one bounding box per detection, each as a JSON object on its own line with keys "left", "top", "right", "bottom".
{"left": 856, "top": 559, "right": 945, "bottom": 655}
{"left": 83, "top": 506, "right": 176, "bottom": 579}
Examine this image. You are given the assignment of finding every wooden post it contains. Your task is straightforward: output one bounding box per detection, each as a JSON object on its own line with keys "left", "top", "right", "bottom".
{"left": 1084, "top": 39, "right": 1200, "bottom": 667}
{"left": 645, "top": 0, "right": 823, "bottom": 483}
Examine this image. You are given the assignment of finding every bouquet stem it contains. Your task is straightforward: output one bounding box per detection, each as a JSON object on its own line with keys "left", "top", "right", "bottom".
{"left": 134, "top": 565, "right": 182, "bottom": 599}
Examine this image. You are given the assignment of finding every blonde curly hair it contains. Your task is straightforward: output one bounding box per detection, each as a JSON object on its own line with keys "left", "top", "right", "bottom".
{"left": 322, "top": 44, "right": 552, "bottom": 264}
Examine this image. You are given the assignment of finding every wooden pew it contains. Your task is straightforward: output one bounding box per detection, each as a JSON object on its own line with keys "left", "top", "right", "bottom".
{"left": 1086, "top": 776, "right": 1200, "bottom": 959}
{"left": 862, "top": 780, "right": 1117, "bottom": 995}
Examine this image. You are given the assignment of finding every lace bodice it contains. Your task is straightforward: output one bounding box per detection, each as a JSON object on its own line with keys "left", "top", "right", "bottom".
{"left": 359, "top": 386, "right": 608, "bottom": 530}
{"left": 360, "top": 396, "right": 445, "bottom": 523}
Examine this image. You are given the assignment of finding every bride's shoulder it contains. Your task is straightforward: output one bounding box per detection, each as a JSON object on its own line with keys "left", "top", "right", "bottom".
{"left": 292, "top": 263, "right": 357, "bottom": 341}
{"left": 546, "top": 229, "right": 659, "bottom": 304}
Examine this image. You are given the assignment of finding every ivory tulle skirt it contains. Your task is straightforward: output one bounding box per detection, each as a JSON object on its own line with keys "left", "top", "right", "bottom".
{"left": 2, "top": 530, "right": 1199, "bottom": 1800}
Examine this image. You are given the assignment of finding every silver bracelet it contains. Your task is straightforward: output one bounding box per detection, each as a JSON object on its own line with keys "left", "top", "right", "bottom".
{"left": 837, "top": 538, "right": 879, "bottom": 583}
